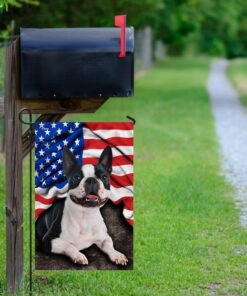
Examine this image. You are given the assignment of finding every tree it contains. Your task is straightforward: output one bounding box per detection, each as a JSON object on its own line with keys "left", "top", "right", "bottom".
{"left": 0, "top": 0, "right": 39, "bottom": 12}
{"left": 0, "top": 0, "right": 161, "bottom": 30}
{"left": 152, "top": 0, "right": 247, "bottom": 57}
{"left": 152, "top": 0, "right": 201, "bottom": 55}
{"left": 196, "top": 0, "right": 244, "bottom": 57}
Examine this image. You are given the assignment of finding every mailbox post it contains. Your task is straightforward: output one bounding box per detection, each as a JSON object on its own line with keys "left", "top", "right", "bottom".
{"left": 4, "top": 16, "right": 134, "bottom": 293}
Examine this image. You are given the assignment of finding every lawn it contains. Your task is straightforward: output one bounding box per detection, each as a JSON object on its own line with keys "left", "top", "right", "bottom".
{"left": 0, "top": 58, "right": 247, "bottom": 295}
{"left": 228, "top": 58, "right": 247, "bottom": 106}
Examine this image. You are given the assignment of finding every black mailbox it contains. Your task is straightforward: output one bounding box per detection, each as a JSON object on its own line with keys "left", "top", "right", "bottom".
{"left": 20, "top": 27, "right": 134, "bottom": 99}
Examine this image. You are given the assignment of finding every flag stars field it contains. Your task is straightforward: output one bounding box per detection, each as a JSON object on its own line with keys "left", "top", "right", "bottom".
{"left": 57, "top": 128, "right": 62, "bottom": 135}
{"left": 39, "top": 135, "right": 44, "bottom": 142}
{"left": 51, "top": 164, "right": 57, "bottom": 170}
{"left": 39, "top": 149, "right": 44, "bottom": 156}
{"left": 45, "top": 143, "right": 50, "bottom": 149}
{"left": 39, "top": 122, "right": 45, "bottom": 129}
{"left": 63, "top": 139, "right": 68, "bottom": 146}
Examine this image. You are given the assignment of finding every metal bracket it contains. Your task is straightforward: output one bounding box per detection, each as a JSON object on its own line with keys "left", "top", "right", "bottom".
{"left": 126, "top": 115, "right": 136, "bottom": 125}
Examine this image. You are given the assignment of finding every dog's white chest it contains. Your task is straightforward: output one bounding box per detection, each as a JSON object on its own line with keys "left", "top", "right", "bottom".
{"left": 72, "top": 224, "right": 96, "bottom": 250}
{"left": 60, "top": 200, "right": 107, "bottom": 251}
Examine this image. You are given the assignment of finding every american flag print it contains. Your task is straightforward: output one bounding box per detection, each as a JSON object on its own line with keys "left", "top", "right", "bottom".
{"left": 35, "top": 122, "right": 134, "bottom": 225}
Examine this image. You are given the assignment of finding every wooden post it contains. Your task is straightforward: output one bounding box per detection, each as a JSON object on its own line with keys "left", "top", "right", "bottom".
{"left": 4, "top": 40, "right": 23, "bottom": 292}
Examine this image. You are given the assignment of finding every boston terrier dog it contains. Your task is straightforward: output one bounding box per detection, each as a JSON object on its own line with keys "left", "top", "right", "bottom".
{"left": 35, "top": 146, "right": 128, "bottom": 266}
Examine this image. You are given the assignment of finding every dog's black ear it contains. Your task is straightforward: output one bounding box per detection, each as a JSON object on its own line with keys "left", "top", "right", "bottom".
{"left": 62, "top": 147, "right": 78, "bottom": 177}
{"left": 98, "top": 146, "right": 112, "bottom": 173}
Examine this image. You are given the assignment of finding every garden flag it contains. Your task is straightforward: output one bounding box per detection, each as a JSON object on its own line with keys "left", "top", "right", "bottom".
{"left": 35, "top": 122, "right": 133, "bottom": 270}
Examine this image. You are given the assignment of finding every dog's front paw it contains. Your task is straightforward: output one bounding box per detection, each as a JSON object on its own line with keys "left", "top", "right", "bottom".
{"left": 71, "top": 252, "right": 88, "bottom": 265}
{"left": 110, "top": 251, "right": 128, "bottom": 266}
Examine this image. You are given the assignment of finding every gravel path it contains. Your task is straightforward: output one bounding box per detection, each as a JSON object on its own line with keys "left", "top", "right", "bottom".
{"left": 208, "top": 60, "right": 247, "bottom": 227}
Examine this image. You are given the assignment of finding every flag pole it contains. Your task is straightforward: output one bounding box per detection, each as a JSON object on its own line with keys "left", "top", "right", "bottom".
{"left": 19, "top": 108, "right": 34, "bottom": 295}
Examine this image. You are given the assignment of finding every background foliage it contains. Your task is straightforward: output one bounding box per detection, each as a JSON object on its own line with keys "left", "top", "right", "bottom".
{"left": 0, "top": 0, "right": 247, "bottom": 58}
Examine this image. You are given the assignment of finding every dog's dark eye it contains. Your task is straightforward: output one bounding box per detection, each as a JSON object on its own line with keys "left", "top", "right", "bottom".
{"left": 102, "top": 175, "right": 107, "bottom": 180}
{"left": 71, "top": 174, "right": 82, "bottom": 185}
{"left": 69, "top": 174, "right": 82, "bottom": 189}
{"left": 73, "top": 175, "right": 81, "bottom": 182}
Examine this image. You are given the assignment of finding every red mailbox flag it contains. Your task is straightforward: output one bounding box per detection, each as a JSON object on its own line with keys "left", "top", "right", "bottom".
{"left": 115, "top": 14, "right": 126, "bottom": 58}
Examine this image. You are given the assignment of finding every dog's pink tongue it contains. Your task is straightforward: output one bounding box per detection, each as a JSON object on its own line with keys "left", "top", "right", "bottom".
{"left": 86, "top": 194, "right": 98, "bottom": 201}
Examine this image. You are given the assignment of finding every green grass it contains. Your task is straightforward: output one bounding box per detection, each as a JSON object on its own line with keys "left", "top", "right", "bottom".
{"left": 1, "top": 58, "right": 247, "bottom": 295}
{"left": 228, "top": 58, "right": 247, "bottom": 106}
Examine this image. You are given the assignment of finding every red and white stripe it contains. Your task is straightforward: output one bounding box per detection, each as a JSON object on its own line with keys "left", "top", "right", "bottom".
{"left": 35, "top": 185, "right": 68, "bottom": 218}
{"left": 84, "top": 122, "right": 134, "bottom": 225}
